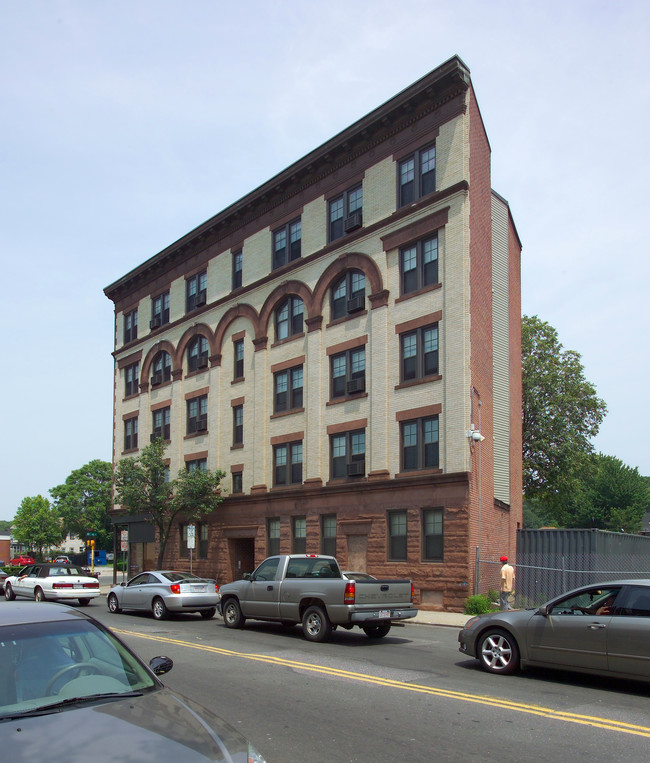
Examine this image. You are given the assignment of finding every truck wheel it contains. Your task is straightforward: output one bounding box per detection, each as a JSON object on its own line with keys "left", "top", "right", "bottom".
{"left": 302, "top": 605, "right": 332, "bottom": 642}
{"left": 363, "top": 622, "right": 391, "bottom": 639}
{"left": 223, "top": 598, "right": 246, "bottom": 629}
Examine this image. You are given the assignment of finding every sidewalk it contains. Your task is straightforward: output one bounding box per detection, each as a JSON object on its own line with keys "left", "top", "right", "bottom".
{"left": 96, "top": 572, "right": 469, "bottom": 628}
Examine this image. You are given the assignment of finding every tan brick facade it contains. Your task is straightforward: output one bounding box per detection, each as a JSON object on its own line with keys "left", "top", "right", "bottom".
{"left": 106, "top": 56, "right": 522, "bottom": 611}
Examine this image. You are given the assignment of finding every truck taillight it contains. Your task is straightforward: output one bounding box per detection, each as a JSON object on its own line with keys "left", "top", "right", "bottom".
{"left": 411, "top": 583, "right": 415, "bottom": 602}
{"left": 344, "top": 581, "right": 355, "bottom": 604}
{"left": 170, "top": 583, "right": 181, "bottom": 594}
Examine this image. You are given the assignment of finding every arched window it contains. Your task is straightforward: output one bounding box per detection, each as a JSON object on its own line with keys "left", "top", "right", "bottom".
{"left": 331, "top": 270, "right": 365, "bottom": 320}
{"left": 151, "top": 351, "right": 172, "bottom": 386}
{"left": 275, "top": 296, "right": 304, "bottom": 341}
{"left": 188, "top": 336, "right": 209, "bottom": 372}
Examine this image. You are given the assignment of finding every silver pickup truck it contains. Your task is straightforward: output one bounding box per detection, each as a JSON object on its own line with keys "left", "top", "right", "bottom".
{"left": 217, "top": 554, "right": 416, "bottom": 642}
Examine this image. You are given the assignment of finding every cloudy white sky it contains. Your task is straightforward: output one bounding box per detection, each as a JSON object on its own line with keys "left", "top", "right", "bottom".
{"left": 1, "top": 1, "right": 648, "bottom": 521}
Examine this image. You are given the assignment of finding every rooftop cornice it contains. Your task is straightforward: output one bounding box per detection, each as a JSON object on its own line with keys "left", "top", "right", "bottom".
{"left": 105, "top": 55, "right": 471, "bottom": 302}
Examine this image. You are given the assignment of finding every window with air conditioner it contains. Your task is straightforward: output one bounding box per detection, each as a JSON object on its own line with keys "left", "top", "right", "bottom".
{"left": 188, "top": 336, "right": 209, "bottom": 373}
{"left": 331, "top": 347, "right": 365, "bottom": 399}
{"left": 329, "top": 185, "right": 363, "bottom": 242}
{"left": 187, "top": 395, "right": 208, "bottom": 435}
{"left": 331, "top": 270, "right": 366, "bottom": 321}
{"left": 330, "top": 429, "right": 365, "bottom": 479}
{"left": 186, "top": 271, "right": 207, "bottom": 312}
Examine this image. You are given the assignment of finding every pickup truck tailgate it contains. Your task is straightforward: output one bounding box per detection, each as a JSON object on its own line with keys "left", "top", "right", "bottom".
{"left": 353, "top": 580, "right": 412, "bottom": 605}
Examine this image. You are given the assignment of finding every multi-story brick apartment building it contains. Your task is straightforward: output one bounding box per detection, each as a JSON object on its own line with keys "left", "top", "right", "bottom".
{"left": 105, "top": 55, "right": 522, "bottom": 611}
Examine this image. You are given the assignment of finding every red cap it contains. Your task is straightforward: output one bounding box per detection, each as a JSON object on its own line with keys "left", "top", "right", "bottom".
{"left": 500, "top": 556, "right": 508, "bottom": 562}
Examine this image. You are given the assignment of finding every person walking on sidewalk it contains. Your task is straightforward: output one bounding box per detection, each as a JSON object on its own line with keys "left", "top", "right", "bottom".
{"left": 499, "top": 556, "right": 514, "bottom": 610}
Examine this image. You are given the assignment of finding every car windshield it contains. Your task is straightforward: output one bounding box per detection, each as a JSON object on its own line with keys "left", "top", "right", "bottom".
{"left": 0, "top": 618, "right": 157, "bottom": 717}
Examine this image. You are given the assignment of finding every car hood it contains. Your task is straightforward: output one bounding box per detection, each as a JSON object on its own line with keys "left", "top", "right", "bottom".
{"left": 1, "top": 687, "right": 252, "bottom": 762}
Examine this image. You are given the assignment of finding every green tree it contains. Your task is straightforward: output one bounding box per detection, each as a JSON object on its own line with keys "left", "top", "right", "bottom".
{"left": 565, "top": 454, "right": 650, "bottom": 532}
{"left": 522, "top": 315, "right": 607, "bottom": 518}
{"left": 114, "top": 439, "right": 226, "bottom": 568}
{"left": 13, "top": 495, "right": 65, "bottom": 559}
{"left": 0, "top": 520, "right": 12, "bottom": 533}
{"left": 50, "top": 460, "right": 113, "bottom": 551}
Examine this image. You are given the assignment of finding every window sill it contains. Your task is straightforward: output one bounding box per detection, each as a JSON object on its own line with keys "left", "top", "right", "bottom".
{"left": 270, "top": 483, "right": 303, "bottom": 491}
{"left": 184, "top": 431, "right": 208, "bottom": 440}
{"left": 326, "top": 476, "right": 368, "bottom": 486}
{"left": 326, "top": 310, "right": 368, "bottom": 329}
{"left": 231, "top": 443, "right": 244, "bottom": 451}
{"left": 121, "top": 447, "right": 140, "bottom": 455}
{"left": 395, "top": 282, "right": 442, "bottom": 304}
{"left": 186, "top": 367, "right": 209, "bottom": 379}
{"left": 395, "top": 375, "right": 442, "bottom": 391}
{"left": 395, "top": 468, "right": 442, "bottom": 478}
{"left": 327, "top": 393, "right": 368, "bottom": 406}
{"left": 271, "top": 407, "right": 305, "bottom": 419}
{"left": 271, "top": 332, "right": 305, "bottom": 348}
{"left": 231, "top": 376, "right": 245, "bottom": 385}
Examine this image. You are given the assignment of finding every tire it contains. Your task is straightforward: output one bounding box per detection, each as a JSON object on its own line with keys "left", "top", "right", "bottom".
{"left": 78, "top": 598, "right": 91, "bottom": 606}
{"left": 152, "top": 597, "right": 169, "bottom": 620}
{"left": 478, "top": 628, "right": 520, "bottom": 675}
{"left": 108, "top": 593, "right": 122, "bottom": 614}
{"left": 200, "top": 608, "right": 216, "bottom": 620}
{"left": 5, "top": 583, "right": 16, "bottom": 601}
{"left": 222, "top": 598, "right": 245, "bottom": 629}
{"left": 34, "top": 587, "right": 46, "bottom": 603}
{"left": 363, "top": 622, "right": 392, "bottom": 639}
{"left": 302, "top": 605, "right": 332, "bottom": 643}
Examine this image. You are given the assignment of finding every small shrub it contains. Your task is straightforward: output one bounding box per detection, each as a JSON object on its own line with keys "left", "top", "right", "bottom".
{"left": 464, "top": 594, "right": 492, "bottom": 615}
{"left": 488, "top": 588, "right": 499, "bottom": 604}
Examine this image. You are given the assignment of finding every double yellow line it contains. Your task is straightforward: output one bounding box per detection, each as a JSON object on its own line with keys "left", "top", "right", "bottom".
{"left": 117, "top": 628, "right": 650, "bottom": 739}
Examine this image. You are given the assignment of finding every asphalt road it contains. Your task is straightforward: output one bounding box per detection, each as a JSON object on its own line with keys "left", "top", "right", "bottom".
{"left": 75, "top": 603, "right": 650, "bottom": 763}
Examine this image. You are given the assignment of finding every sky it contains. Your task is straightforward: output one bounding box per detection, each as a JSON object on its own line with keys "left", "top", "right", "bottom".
{"left": 1, "top": 1, "right": 649, "bottom": 522}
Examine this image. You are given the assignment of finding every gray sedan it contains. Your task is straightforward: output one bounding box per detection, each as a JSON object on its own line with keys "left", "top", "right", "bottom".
{"left": 107, "top": 571, "right": 219, "bottom": 620}
{"left": 458, "top": 579, "right": 650, "bottom": 682}
{"left": 0, "top": 602, "right": 265, "bottom": 762}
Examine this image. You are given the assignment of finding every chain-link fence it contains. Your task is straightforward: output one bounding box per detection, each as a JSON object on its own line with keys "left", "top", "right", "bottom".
{"left": 477, "top": 529, "right": 650, "bottom": 609}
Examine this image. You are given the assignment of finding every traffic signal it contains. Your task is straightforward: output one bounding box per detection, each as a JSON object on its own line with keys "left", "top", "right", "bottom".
{"left": 89, "top": 539, "right": 95, "bottom": 549}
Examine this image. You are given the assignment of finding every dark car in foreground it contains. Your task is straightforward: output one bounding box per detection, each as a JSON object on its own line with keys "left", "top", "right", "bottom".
{"left": 107, "top": 570, "right": 220, "bottom": 620}
{"left": 0, "top": 602, "right": 265, "bottom": 762}
{"left": 459, "top": 579, "right": 650, "bottom": 682}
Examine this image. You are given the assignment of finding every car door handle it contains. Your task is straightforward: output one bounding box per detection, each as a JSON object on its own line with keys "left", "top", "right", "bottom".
{"left": 267, "top": 585, "right": 273, "bottom": 591}
{"left": 587, "top": 622, "right": 607, "bottom": 629}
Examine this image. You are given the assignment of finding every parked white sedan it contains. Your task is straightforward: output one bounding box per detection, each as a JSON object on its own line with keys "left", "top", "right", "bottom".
{"left": 4, "top": 563, "right": 101, "bottom": 605}
{"left": 107, "top": 570, "right": 220, "bottom": 620}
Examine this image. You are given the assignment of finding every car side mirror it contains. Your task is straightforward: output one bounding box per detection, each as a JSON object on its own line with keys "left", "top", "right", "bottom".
{"left": 242, "top": 572, "right": 251, "bottom": 581}
{"left": 537, "top": 604, "right": 550, "bottom": 617}
{"left": 149, "top": 656, "right": 174, "bottom": 676}
{"left": 120, "top": 582, "right": 126, "bottom": 587}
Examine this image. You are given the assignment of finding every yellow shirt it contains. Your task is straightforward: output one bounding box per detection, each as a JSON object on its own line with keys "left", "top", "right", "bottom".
{"left": 500, "top": 563, "right": 514, "bottom": 592}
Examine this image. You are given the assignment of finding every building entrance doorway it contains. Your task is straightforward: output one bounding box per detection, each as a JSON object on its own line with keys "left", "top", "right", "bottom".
{"left": 228, "top": 538, "right": 255, "bottom": 581}
{"left": 346, "top": 534, "right": 368, "bottom": 572}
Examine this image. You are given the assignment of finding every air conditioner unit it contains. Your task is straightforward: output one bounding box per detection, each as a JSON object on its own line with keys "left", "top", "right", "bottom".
{"left": 196, "top": 356, "right": 209, "bottom": 369}
{"left": 196, "top": 419, "right": 208, "bottom": 432}
{"left": 343, "top": 212, "right": 362, "bottom": 233}
{"left": 346, "top": 377, "right": 365, "bottom": 394}
{"left": 347, "top": 461, "right": 365, "bottom": 477}
{"left": 195, "top": 292, "right": 207, "bottom": 307}
{"left": 151, "top": 374, "right": 162, "bottom": 387}
{"left": 149, "top": 316, "right": 162, "bottom": 330}
{"left": 347, "top": 296, "right": 364, "bottom": 313}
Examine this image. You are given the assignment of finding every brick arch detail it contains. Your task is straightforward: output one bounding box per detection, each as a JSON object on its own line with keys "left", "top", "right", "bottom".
{"left": 259, "top": 280, "right": 314, "bottom": 337}
{"left": 176, "top": 323, "right": 216, "bottom": 368}
{"left": 312, "top": 252, "right": 385, "bottom": 316}
{"left": 142, "top": 339, "right": 178, "bottom": 380}
{"left": 213, "top": 303, "right": 262, "bottom": 356}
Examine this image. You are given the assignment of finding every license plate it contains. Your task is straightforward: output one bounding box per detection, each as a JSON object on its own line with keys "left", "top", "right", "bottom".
{"left": 74, "top": 584, "right": 83, "bottom": 589}
{"left": 191, "top": 585, "right": 207, "bottom": 592}
{"left": 379, "top": 609, "right": 390, "bottom": 619}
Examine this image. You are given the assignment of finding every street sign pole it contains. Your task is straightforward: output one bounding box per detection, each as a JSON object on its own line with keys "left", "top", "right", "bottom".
{"left": 187, "top": 524, "right": 196, "bottom": 575}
